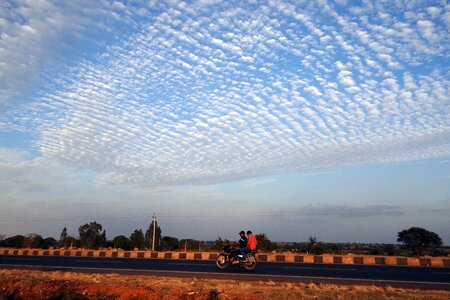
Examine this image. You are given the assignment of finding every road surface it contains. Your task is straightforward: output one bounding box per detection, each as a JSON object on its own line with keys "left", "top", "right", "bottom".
{"left": 0, "top": 255, "right": 449, "bottom": 290}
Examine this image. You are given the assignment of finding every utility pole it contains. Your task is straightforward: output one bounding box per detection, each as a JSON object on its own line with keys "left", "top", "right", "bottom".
{"left": 152, "top": 213, "right": 156, "bottom": 251}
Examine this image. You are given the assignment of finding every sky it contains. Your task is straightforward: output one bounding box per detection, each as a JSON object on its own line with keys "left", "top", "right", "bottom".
{"left": 0, "top": 0, "right": 449, "bottom": 244}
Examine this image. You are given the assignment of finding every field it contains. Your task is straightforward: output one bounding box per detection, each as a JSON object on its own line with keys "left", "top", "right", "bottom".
{"left": 0, "top": 269, "right": 449, "bottom": 300}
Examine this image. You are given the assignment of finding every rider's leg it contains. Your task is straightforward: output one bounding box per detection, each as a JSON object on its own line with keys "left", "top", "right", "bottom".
{"left": 230, "top": 249, "right": 239, "bottom": 262}
{"left": 242, "top": 247, "right": 250, "bottom": 261}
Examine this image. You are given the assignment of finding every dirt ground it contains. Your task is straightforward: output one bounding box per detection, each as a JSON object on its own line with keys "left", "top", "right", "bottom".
{"left": 0, "top": 269, "right": 449, "bottom": 300}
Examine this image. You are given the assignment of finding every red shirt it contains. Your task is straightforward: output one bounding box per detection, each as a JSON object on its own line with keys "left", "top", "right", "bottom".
{"left": 247, "top": 234, "right": 257, "bottom": 250}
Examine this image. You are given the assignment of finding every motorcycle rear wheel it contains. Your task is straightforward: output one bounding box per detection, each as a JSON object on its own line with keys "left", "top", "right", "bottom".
{"left": 215, "top": 254, "right": 229, "bottom": 270}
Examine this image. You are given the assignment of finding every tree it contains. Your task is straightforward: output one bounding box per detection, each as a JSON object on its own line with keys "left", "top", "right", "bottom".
{"left": 59, "top": 227, "right": 68, "bottom": 248}
{"left": 99, "top": 230, "right": 107, "bottom": 248}
{"left": 255, "top": 233, "right": 277, "bottom": 252}
{"left": 160, "top": 236, "right": 179, "bottom": 251}
{"left": 306, "top": 236, "right": 325, "bottom": 254}
{"left": 397, "top": 227, "right": 443, "bottom": 256}
{"left": 113, "top": 235, "right": 133, "bottom": 250}
{"left": 384, "top": 244, "right": 397, "bottom": 256}
{"left": 79, "top": 221, "right": 106, "bottom": 249}
{"left": 3, "top": 235, "right": 25, "bottom": 248}
{"left": 65, "top": 236, "right": 79, "bottom": 248}
{"left": 130, "top": 229, "right": 145, "bottom": 250}
{"left": 42, "top": 237, "right": 57, "bottom": 249}
{"left": 214, "top": 237, "right": 230, "bottom": 251}
{"left": 23, "top": 234, "right": 43, "bottom": 248}
{"left": 145, "top": 220, "right": 161, "bottom": 250}
{"left": 179, "top": 239, "right": 200, "bottom": 251}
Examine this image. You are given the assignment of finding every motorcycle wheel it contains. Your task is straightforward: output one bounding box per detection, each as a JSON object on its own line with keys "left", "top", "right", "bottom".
{"left": 243, "top": 255, "right": 256, "bottom": 271}
{"left": 215, "top": 254, "right": 229, "bottom": 270}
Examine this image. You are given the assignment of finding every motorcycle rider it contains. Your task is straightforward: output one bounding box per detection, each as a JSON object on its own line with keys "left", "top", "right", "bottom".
{"left": 243, "top": 230, "right": 257, "bottom": 261}
{"left": 230, "top": 230, "right": 247, "bottom": 263}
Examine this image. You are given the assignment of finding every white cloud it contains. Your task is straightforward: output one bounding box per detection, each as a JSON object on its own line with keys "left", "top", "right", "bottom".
{"left": 427, "top": 6, "right": 441, "bottom": 18}
{"left": 304, "top": 86, "right": 323, "bottom": 97}
{"left": 417, "top": 20, "right": 438, "bottom": 41}
{"left": 338, "top": 70, "right": 356, "bottom": 87}
{"left": 1, "top": 0, "right": 449, "bottom": 187}
{"left": 0, "top": 0, "right": 149, "bottom": 107}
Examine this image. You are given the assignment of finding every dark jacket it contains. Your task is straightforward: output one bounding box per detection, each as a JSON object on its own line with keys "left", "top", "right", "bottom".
{"left": 239, "top": 235, "right": 248, "bottom": 248}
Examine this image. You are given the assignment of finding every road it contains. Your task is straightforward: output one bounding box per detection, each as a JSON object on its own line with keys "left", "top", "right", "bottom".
{"left": 0, "top": 255, "right": 449, "bottom": 290}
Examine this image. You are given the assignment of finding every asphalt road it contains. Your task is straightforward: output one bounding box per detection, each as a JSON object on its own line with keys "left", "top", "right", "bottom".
{"left": 1, "top": 255, "right": 449, "bottom": 290}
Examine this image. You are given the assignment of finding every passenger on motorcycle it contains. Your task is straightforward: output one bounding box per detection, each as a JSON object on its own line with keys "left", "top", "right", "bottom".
{"left": 242, "top": 230, "right": 257, "bottom": 261}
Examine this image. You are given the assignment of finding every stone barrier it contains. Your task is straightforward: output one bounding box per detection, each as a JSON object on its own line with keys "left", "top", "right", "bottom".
{"left": 0, "top": 248, "right": 447, "bottom": 267}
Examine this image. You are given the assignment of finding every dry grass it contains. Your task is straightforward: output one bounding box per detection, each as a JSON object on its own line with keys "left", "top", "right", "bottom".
{"left": 0, "top": 269, "right": 449, "bottom": 299}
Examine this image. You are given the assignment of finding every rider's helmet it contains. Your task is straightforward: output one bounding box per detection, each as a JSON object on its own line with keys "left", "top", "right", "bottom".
{"left": 239, "top": 230, "right": 245, "bottom": 235}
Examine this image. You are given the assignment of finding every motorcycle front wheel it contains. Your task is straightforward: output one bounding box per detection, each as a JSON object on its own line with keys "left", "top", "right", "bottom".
{"left": 243, "top": 255, "right": 256, "bottom": 271}
{"left": 215, "top": 254, "right": 229, "bottom": 270}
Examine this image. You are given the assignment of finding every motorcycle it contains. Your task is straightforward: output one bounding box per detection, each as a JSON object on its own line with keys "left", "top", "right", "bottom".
{"left": 215, "top": 244, "right": 257, "bottom": 271}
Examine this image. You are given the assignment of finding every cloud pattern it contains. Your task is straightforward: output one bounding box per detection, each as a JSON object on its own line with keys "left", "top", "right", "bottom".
{"left": 3, "top": 0, "right": 450, "bottom": 186}
{"left": 0, "top": 0, "right": 155, "bottom": 106}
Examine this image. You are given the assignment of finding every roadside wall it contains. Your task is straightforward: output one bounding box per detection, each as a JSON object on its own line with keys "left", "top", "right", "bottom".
{"left": 1, "top": 248, "right": 448, "bottom": 267}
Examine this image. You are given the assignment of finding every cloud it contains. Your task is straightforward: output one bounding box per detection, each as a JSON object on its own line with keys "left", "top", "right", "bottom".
{"left": 0, "top": 0, "right": 64, "bottom": 106}
{"left": 289, "top": 205, "right": 405, "bottom": 218}
{"left": 417, "top": 20, "right": 438, "bottom": 41}
{"left": 239, "top": 177, "right": 278, "bottom": 188}
{"left": 1, "top": 0, "right": 449, "bottom": 186}
{"left": 338, "top": 70, "right": 356, "bottom": 87}
{"left": 0, "top": 148, "right": 91, "bottom": 196}
{"left": 427, "top": 7, "right": 442, "bottom": 18}
{"left": 0, "top": 0, "right": 152, "bottom": 107}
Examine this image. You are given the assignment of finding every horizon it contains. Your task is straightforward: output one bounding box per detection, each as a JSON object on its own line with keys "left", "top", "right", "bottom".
{"left": 1, "top": 220, "right": 448, "bottom": 247}
{"left": 0, "top": 1, "right": 449, "bottom": 245}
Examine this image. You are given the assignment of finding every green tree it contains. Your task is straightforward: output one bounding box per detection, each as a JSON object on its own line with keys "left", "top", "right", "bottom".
{"left": 255, "top": 233, "right": 277, "bottom": 252}
{"left": 42, "top": 237, "right": 57, "bottom": 249}
{"left": 179, "top": 239, "right": 200, "bottom": 251}
{"left": 160, "top": 236, "right": 179, "bottom": 251}
{"left": 306, "top": 236, "right": 325, "bottom": 254}
{"left": 145, "top": 220, "right": 161, "bottom": 250}
{"left": 214, "top": 237, "right": 231, "bottom": 251}
{"left": 99, "top": 230, "right": 107, "bottom": 248}
{"left": 328, "top": 243, "right": 343, "bottom": 254}
{"left": 113, "top": 235, "right": 133, "bottom": 250}
{"left": 23, "top": 234, "right": 43, "bottom": 248}
{"left": 3, "top": 235, "right": 25, "bottom": 248}
{"left": 384, "top": 244, "right": 396, "bottom": 256}
{"left": 79, "top": 221, "right": 106, "bottom": 249}
{"left": 397, "top": 227, "right": 443, "bottom": 256}
{"left": 59, "top": 227, "right": 68, "bottom": 248}
{"left": 65, "top": 236, "right": 79, "bottom": 248}
{"left": 130, "top": 229, "right": 145, "bottom": 250}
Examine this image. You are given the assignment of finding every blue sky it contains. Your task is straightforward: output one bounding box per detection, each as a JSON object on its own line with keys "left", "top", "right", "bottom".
{"left": 0, "top": 0, "right": 449, "bottom": 244}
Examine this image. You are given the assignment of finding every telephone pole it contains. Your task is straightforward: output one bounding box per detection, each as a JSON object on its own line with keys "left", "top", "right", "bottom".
{"left": 152, "top": 213, "right": 156, "bottom": 251}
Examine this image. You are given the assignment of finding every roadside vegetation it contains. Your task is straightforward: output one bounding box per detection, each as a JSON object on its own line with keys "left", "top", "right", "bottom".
{"left": 0, "top": 269, "right": 449, "bottom": 300}
{"left": 1, "top": 221, "right": 448, "bottom": 257}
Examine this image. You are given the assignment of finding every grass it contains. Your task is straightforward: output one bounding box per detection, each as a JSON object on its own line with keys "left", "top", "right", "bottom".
{"left": 0, "top": 269, "right": 449, "bottom": 299}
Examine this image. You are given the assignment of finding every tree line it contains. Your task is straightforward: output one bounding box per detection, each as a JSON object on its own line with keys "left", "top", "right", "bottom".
{"left": 0, "top": 220, "right": 276, "bottom": 252}
{"left": 0, "top": 224, "right": 446, "bottom": 256}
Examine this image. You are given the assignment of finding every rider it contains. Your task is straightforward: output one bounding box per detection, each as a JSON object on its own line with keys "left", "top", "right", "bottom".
{"left": 243, "top": 230, "right": 257, "bottom": 261}
{"left": 231, "top": 230, "right": 247, "bottom": 263}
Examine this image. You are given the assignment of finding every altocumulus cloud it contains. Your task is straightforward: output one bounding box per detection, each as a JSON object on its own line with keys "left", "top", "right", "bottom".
{"left": 0, "top": 0, "right": 155, "bottom": 106}
{"left": 2, "top": 0, "right": 449, "bottom": 186}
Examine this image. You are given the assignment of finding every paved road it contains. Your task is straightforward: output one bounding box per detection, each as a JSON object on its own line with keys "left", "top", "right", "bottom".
{"left": 1, "top": 255, "right": 449, "bottom": 290}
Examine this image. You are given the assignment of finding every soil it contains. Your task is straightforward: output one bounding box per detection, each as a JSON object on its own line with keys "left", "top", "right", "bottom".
{"left": 0, "top": 269, "right": 449, "bottom": 300}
